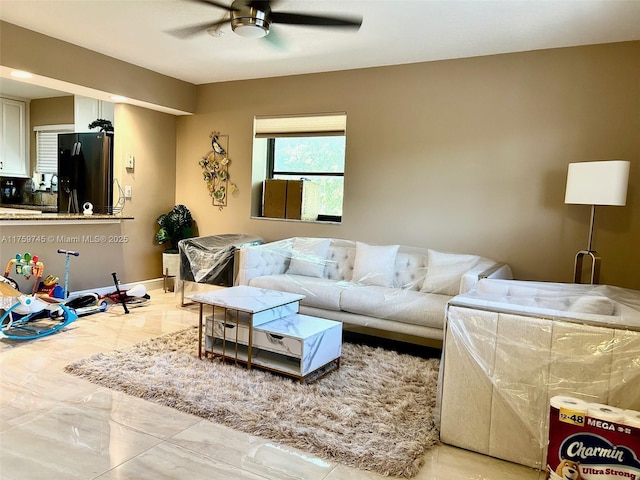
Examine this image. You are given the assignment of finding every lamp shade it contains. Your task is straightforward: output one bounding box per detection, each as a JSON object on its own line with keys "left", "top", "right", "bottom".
{"left": 565, "top": 160, "right": 630, "bottom": 206}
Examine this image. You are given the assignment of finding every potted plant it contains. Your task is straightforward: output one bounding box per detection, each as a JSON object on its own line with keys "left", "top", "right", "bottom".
{"left": 155, "top": 204, "right": 194, "bottom": 278}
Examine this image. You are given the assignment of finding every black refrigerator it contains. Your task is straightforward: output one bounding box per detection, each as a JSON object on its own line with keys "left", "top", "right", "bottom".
{"left": 58, "top": 132, "right": 113, "bottom": 214}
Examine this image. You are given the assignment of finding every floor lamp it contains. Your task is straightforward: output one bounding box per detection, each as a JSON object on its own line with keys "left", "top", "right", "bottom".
{"left": 564, "top": 160, "right": 630, "bottom": 284}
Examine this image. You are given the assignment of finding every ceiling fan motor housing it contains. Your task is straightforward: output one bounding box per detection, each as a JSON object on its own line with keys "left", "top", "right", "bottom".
{"left": 231, "top": 2, "right": 271, "bottom": 38}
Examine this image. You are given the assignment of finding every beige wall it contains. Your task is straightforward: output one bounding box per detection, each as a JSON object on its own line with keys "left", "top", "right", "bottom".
{"left": 115, "top": 104, "right": 178, "bottom": 284}
{"left": 176, "top": 41, "right": 640, "bottom": 290}
{"left": 1, "top": 21, "right": 196, "bottom": 114}
{"left": 30, "top": 96, "right": 74, "bottom": 125}
{"left": 29, "top": 95, "right": 74, "bottom": 171}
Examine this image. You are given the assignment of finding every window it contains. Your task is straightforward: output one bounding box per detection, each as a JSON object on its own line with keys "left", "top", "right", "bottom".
{"left": 34, "top": 124, "right": 74, "bottom": 174}
{"left": 254, "top": 113, "right": 347, "bottom": 222}
{"left": 268, "top": 136, "right": 345, "bottom": 219}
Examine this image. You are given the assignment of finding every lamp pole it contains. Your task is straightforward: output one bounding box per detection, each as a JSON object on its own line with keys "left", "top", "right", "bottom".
{"left": 587, "top": 204, "right": 596, "bottom": 252}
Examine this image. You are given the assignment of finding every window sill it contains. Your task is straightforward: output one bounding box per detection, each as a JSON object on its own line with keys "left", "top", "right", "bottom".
{"left": 250, "top": 216, "right": 341, "bottom": 225}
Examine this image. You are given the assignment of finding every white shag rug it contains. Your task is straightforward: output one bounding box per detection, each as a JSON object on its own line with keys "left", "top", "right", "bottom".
{"left": 64, "top": 327, "right": 440, "bottom": 477}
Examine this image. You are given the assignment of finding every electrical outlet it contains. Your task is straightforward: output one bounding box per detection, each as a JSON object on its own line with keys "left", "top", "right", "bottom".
{"left": 126, "top": 154, "right": 135, "bottom": 169}
{"left": 124, "top": 185, "right": 132, "bottom": 198}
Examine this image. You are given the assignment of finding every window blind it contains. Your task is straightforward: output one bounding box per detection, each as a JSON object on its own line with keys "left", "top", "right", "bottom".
{"left": 254, "top": 113, "right": 346, "bottom": 138}
{"left": 34, "top": 125, "right": 74, "bottom": 173}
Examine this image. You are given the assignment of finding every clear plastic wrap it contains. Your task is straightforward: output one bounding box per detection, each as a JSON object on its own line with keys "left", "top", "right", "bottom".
{"left": 235, "top": 237, "right": 512, "bottom": 343}
{"left": 177, "top": 234, "right": 264, "bottom": 300}
{"left": 449, "top": 278, "right": 640, "bottom": 329}
{"left": 438, "top": 278, "right": 640, "bottom": 470}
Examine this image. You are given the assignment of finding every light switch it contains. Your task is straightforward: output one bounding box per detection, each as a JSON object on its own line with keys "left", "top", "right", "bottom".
{"left": 126, "top": 154, "right": 135, "bottom": 169}
{"left": 124, "top": 185, "right": 132, "bottom": 198}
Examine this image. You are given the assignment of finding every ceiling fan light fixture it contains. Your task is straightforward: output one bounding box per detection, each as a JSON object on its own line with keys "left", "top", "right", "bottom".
{"left": 232, "top": 22, "right": 269, "bottom": 38}
{"left": 231, "top": 6, "right": 270, "bottom": 38}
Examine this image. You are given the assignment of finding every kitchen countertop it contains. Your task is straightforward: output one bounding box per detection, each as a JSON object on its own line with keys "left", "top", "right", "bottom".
{"left": 0, "top": 212, "right": 133, "bottom": 225}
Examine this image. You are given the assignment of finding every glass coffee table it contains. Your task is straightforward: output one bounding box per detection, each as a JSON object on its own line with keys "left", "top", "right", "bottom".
{"left": 187, "top": 285, "right": 342, "bottom": 383}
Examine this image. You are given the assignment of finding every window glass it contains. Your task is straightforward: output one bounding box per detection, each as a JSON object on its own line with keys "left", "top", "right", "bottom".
{"left": 270, "top": 136, "right": 345, "bottom": 218}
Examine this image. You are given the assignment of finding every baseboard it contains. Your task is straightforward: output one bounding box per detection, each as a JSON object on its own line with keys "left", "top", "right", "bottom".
{"left": 70, "top": 278, "right": 165, "bottom": 298}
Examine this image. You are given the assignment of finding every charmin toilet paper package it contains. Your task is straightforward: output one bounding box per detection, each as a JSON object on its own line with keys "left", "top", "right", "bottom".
{"left": 546, "top": 396, "right": 640, "bottom": 480}
{"left": 625, "top": 411, "right": 640, "bottom": 429}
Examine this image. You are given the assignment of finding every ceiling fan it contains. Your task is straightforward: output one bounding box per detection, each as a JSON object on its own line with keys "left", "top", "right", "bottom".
{"left": 169, "top": 0, "right": 362, "bottom": 40}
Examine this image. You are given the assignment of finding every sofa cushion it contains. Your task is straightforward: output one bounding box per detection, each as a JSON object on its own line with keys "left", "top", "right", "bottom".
{"left": 340, "top": 285, "right": 450, "bottom": 329}
{"left": 394, "top": 252, "right": 428, "bottom": 290}
{"left": 421, "top": 250, "right": 480, "bottom": 296}
{"left": 247, "top": 275, "right": 347, "bottom": 311}
{"left": 325, "top": 245, "right": 356, "bottom": 281}
{"left": 352, "top": 242, "right": 399, "bottom": 287}
{"left": 286, "top": 237, "right": 330, "bottom": 278}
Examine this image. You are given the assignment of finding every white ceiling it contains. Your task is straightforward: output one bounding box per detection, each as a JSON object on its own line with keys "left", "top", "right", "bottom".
{"left": 0, "top": 76, "right": 70, "bottom": 99}
{"left": 1, "top": 0, "right": 639, "bottom": 94}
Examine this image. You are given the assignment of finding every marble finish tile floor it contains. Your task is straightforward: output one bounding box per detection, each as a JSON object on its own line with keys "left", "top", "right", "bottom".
{"left": 0, "top": 288, "right": 546, "bottom": 480}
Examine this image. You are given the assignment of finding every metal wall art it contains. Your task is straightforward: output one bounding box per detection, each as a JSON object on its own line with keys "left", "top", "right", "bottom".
{"left": 199, "top": 132, "right": 238, "bottom": 210}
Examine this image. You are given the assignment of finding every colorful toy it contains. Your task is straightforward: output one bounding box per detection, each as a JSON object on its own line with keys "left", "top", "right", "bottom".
{"left": 4, "top": 253, "right": 44, "bottom": 294}
{"left": 0, "top": 282, "right": 78, "bottom": 340}
{"left": 0, "top": 254, "right": 149, "bottom": 340}
{"left": 37, "top": 275, "right": 64, "bottom": 299}
{"left": 0, "top": 249, "right": 82, "bottom": 340}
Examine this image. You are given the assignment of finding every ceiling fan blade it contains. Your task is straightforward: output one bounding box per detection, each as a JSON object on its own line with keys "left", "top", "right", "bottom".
{"left": 184, "top": 0, "right": 237, "bottom": 12}
{"left": 166, "top": 18, "right": 232, "bottom": 38}
{"left": 270, "top": 11, "right": 362, "bottom": 29}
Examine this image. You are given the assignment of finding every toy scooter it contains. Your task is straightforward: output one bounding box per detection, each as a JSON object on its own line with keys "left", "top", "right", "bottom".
{"left": 54, "top": 249, "right": 107, "bottom": 317}
{"left": 57, "top": 272, "right": 149, "bottom": 318}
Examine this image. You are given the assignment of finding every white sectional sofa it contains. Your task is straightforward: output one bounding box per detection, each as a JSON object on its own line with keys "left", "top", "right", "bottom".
{"left": 236, "top": 237, "right": 512, "bottom": 346}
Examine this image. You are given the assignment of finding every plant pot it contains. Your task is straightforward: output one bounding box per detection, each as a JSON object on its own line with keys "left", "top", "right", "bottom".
{"left": 162, "top": 252, "right": 180, "bottom": 277}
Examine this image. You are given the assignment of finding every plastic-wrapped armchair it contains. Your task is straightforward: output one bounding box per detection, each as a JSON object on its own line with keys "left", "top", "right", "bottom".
{"left": 177, "top": 234, "right": 264, "bottom": 304}
{"left": 438, "top": 279, "right": 640, "bottom": 470}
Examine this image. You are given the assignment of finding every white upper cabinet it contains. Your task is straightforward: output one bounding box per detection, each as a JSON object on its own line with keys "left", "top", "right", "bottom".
{"left": 74, "top": 95, "right": 114, "bottom": 132}
{"left": 0, "top": 97, "right": 28, "bottom": 178}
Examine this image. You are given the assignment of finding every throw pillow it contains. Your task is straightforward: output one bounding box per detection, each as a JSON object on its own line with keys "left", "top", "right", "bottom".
{"left": 352, "top": 242, "right": 399, "bottom": 287}
{"left": 421, "top": 250, "right": 480, "bottom": 296}
{"left": 568, "top": 296, "right": 615, "bottom": 316}
{"left": 286, "top": 238, "right": 331, "bottom": 278}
